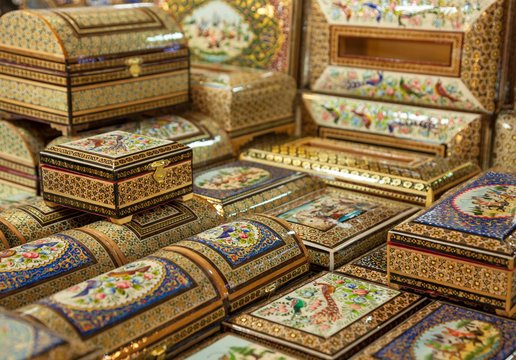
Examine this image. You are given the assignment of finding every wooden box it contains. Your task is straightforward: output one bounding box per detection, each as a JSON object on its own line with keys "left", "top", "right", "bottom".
{"left": 240, "top": 137, "right": 481, "bottom": 206}
{"left": 388, "top": 170, "right": 516, "bottom": 316}
{"left": 18, "top": 214, "right": 309, "bottom": 358}
{"left": 0, "top": 197, "right": 99, "bottom": 249}
{"left": 266, "top": 187, "right": 416, "bottom": 270}
{"left": 0, "top": 185, "right": 35, "bottom": 213}
{"left": 302, "top": 92, "right": 489, "bottom": 166}
{"left": 40, "top": 131, "right": 193, "bottom": 223}
{"left": 224, "top": 272, "right": 427, "bottom": 359}
{"left": 351, "top": 302, "right": 516, "bottom": 360}
{"left": 336, "top": 245, "right": 388, "bottom": 285}
{"left": 22, "top": 0, "right": 152, "bottom": 9}
{"left": 0, "top": 5, "right": 189, "bottom": 135}
{"left": 47, "top": 111, "right": 235, "bottom": 171}
{"left": 307, "top": 0, "right": 510, "bottom": 113}
{"left": 191, "top": 67, "right": 296, "bottom": 150}
{"left": 193, "top": 160, "right": 323, "bottom": 220}
{"left": 0, "top": 197, "right": 221, "bottom": 309}
{"left": 492, "top": 110, "right": 516, "bottom": 170}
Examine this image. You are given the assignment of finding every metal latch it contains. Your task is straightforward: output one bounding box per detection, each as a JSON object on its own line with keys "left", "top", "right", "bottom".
{"left": 149, "top": 159, "right": 170, "bottom": 184}
{"left": 126, "top": 57, "right": 143, "bottom": 78}
{"left": 150, "top": 344, "right": 167, "bottom": 360}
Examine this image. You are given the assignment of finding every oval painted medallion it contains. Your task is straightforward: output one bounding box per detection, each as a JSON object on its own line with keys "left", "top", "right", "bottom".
{"left": 0, "top": 237, "right": 67, "bottom": 271}
{"left": 452, "top": 185, "right": 516, "bottom": 218}
{"left": 194, "top": 166, "right": 271, "bottom": 190}
{"left": 199, "top": 221, "right": 259, "bottom": 248}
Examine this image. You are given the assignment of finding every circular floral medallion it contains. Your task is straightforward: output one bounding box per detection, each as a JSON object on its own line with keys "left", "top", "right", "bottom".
{"left": 53, "top": 259, "right": 164, "bottom": 309}
{"left": 0, "top": 237, "right": 66, "bottom": 271}
{"left": 452, "top": 185, "right": 516, "bottom": 218}
{"left": 413, "top": 320, "right": 502, "bottom": 360}
{"left": 194, "top": 166, "right": 271, "bottom": 190}
{"left": 199, "top": 221, "right": 258, "bottom": 247}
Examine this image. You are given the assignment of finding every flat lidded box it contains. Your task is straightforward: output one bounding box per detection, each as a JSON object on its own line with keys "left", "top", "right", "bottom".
{"left": 40, "top": 131, "right": 193, "bottom": 223}
{"left": 0, "top": 5, "right": 189, "bottom": 135}
{"left": 388, "top": 170, "right": 516, "bottom": 316}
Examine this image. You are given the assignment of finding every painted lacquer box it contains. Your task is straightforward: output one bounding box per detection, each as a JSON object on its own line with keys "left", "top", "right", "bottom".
{"left": 163, "top": 0, "right": 302, "bottom": 77}
{"left": 302, "top": 92, "right": 488, "bottom": 165}
{"left": 193, "top": 160, "right": 323, "bottom": 220}
{"left": 240, "top": 137, "right": 481, "bottom": 206}
{"left": 0, "top": 197, "right": 221, "bottom": 309}
{"left": 0, "top": 185, "right": 35, "bottom": 213}
{"left": 492, "top": 111, "right": 516, "bottom": 170}
{"left": 307, "top": 0, "right": 510, "bottom": 113}
{"left": 40, "top": 131, "right": 193, "bottom": 224}
{"left": 20, "top": 249, "right": 227, "bottom": 359}
{"left": 351, "top": 302, "right": 516, "bottom": 360}
{"left": 191, "top": 67, "right": 296, "bottom": 150}
{"left": 336, "top": 245, "right": 388, "bottom": 285}
{"left": 0, "top": 308, "right": 99, "bottom": 360}
{"left": 266, "top": 187, "right": 416, "bottom": 270}
{"left": 47, "top": 111, "right": 235, "bottom": 171}
{"left": 178, "top": 333, "right": 298, "bottom": 360}
{"left": 22, "top": 0, "right": 152, "bottom": 9}
{"left": 224, "top": 272, "right": 427, "bottom": 359}
{"left": 0, "top": 5, "right": 189, "bottom": 135}
{"left": 388, "top": 170, "right": 516, "bottom": 316}
{"left": 0, "top": 197, "right": 99, "bottom": 249}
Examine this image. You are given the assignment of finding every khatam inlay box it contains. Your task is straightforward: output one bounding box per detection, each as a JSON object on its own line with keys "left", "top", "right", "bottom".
{"left": 336, "top": 244, "right": 388, "bottom": 285}
{"left": 40, "top": 131, "right": 193, "bottom": 224}
{"left": 224, "top": 272, "right": 427, "bottom": 359}
{"left": 0, "top": 5, "right": 189, "bottom": 135}
{"left": 388, "top": 170, "right": 516, "bottom": 316}
{"left": 267, "top": 187, "right": 416, "bottom": 270}
{"left": 241, "top": 137, "right": 481, "bottom": 206}
{"left": 492, "top": 111, "right": 516, "bottom": 171}
{"left": 351, "top": 301, "right": 516, "bottom": 360}
{"left": 0, "top": 197, "right": 221, "bottom": 309}
{"left": 307, "top": 0, "right": 509, "bottom": 114}
{"left": 194, "top": 160, "right": 323, "bottom": 220}
{"left": 302, "top": 92, "right": 488, "bottom": 165}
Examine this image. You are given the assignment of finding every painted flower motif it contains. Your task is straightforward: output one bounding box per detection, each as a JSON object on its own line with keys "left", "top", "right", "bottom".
{"left": 353, "top": 288, "right": 369, "bottom": 296}
{"left": 349, "top": 303, "right": 362, "bottom": 310}
{"left": 22, "top": 252, "right": 39, "bottom": 259}
{"left": 115, "top": 280, "right": 131, "bottom": 289}
{"left": 94, "top": 293, "right": 105, "bottom": 300}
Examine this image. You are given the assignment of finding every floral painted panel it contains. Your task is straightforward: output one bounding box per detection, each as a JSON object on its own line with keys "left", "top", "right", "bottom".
{"left": 36, "top": 256, "right": 193, "bottom": 338}
{"left": 316, "top": 0, "right": 495, "bottom": 30}
{"left": 414, "top": 171, "right": 516, "bottom": 240}
{"left": 373, "top": 304, "right": 516, "bottom": 360}
{"left": 304, "top": 93, "right": 479, "bottom": 145}
{"left": 186, "top": 220, "right": 283, "bottom": 266}
{"left": 0, "top": 234, "right": 94, "bottom": 296}
{"left": 60, "top": 131, "right": 171, "bottom": 158}
{"left": 184, "top": 334, "right": 297, "bottom": 360}
{"left": 135, "top": 115, "right": 203, "bottom": 140}
{"left": 253, "top": 273, "right": 399, "bottom": 338}
{"left": 193, "top": 161, "right": 296, "bottom": 200}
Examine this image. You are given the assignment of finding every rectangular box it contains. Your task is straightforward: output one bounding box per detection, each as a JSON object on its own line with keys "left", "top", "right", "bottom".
{"left": 308, "top": 0, "right": 509, "bottom": 113}
{"left": 0, "top": 5, "right": 189, "bottom": 135}
{"left": 336, "top": 245, "right": 388, "bottom": 285}
{"left": 40, "top": 131, "right": 193, "bottom": 223}
{"left": 388, "top": 170, "right": 516, "bottom": 316}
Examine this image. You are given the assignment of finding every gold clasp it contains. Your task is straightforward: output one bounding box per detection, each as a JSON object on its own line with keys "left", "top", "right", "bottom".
{"left": 150, "top": 344, "right": 167, "bottom": 360}
{"left": 264, "top": 282, "right": 277, "bottom": 294}
{"left": 126, "top": 57, "right": 143, "bottom": 78}
{"left": 149, "top": 159, "right": 170, "bottom": 184}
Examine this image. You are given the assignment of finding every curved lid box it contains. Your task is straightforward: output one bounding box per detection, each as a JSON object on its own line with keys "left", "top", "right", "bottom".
{"left": 40, "top": 131, "right": 193, "bottom": 223}
{"left": 388, "top": 170, "right": 516, "bottom": 316}
{"left": 240, "top": 137, "right": 481, "bottom": 207}
{"left": 0, "top": 5, "right": 189, "bottom": 135}
{"left": 21, "top": 0, "right": 153, "bottom": 9}
{"left": 19, "top": 214, "right": 309, "bottom": 359}
{"left": 307, "top": 0, "right": 511, "bottom": 114}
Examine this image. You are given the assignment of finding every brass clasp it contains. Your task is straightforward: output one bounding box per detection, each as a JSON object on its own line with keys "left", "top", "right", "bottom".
{"left": 149, "top": 159, "right": 170, "bottom": 184}
{"left": 126, "top": 57, "right": 143, "bottom": 78}
{"left": 150, "top": 344, "right": 167, "bottom": 360}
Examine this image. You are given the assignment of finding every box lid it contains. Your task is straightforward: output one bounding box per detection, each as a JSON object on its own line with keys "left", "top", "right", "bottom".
{"left": 40, "top": 130, "right": 191, "bottom": 181}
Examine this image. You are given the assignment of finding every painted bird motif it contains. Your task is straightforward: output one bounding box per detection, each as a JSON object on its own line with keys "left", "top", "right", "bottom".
{"left": 107, "top": 265, "right": 151, "bottom": 278}
{"left": 72, "top": 280, "right": 102, "bottom": 298}
{"left": 311, "top": 282, "right": 342, "bottom": 324}
{"left": 400, "top": 78, "right": 425, "bottom": 98}
{"left": 435, "top": 81, "right": 459, "bottom": 103}
{"left": 332, "top": 2, "right": 352, "bottom": 20}
{"left": 364, "top": 3, "right": 382, "bottom": 22}
{"left": 286, "top": 296, "right": 307, "bottom": 319}
{"left": 88, "top": 135, "right": 128, "bottom": 152}
{"left": 0, "top": 249, "right": 15, "bottom": 260}
{"left": 216, "top": 225, "right": 236, "bottom": 239}
{"left": 366, "top": 72, "right": 383, "bottom": 86}
{"left": 21, "top": 242, "right": 59, "bottom": 252}
{"left": 351, "top": 110, "right": 372, "bottom": 129}
{"left": 321, "top": 105, "right": 341, "bottom": 124}
{"left": 343, "top": 72, "right": 383, "bottom": 90}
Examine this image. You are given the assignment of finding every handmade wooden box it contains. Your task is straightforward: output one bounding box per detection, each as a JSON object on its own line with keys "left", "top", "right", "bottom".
{"left": 0, "top": 307, "right": 99, "bottom": 360}
{"left": 492, "top": 111, "right": 516, "bottom": 170}
{"left": 336, "top": 245, "right": 388, "bottom": 285}
{"left": 191, "top": 67, "right": 296, "bottom": 150}
{"left": 0, "top": 184, "right": 34, "bottom": 213}
{"left": 388, "top": 170, "right": 516, "bottom": 316}
{"left": 351, "top": 301, "right": 516, "bottom": 360}
{"left": 266, "top": 187, "right": 416, "bottom": 270}
{"left": 224, "top": 272, "right": 427, "bottom": 359}
{"left": 0, "top": 197, "right": 221, "bottom": 309}
{"left": 0, "top": 197, "right": 99, "bottom": 249}
{"left": 40, "top": 131, "right": 193, "bottom": 223}
{"left": 307, "top": 0, "right": 510, "bottom": 113}
{"left": 164, "top": 0, "right": 302, "bottom": 77}
{"left": 47, "top": 111, "right": 234, "bottom": 171}
{"left": 22, "top": 0, "right": 152, "bottom": 9}
{"left": 0, "top": 5, "right": 189, "bottom": 135}
{"left": 241, "top": 137, "right": 481, "bottom": 206}
{"left": 194, "top": 160, "right": 323, "bottom": 220}
{"left": 302, "top": 92, "right": 488, "bottom": 165}
{"left": 18, "top": 214, "right": 309, "bottom": 358}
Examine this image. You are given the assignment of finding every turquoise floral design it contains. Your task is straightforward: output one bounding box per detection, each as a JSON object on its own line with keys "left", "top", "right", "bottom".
{"left": 0, "top": 238, "right": 65, "bottom": 270}
{"left": 201, "top": 221, "right": 258, "bottom": 247}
